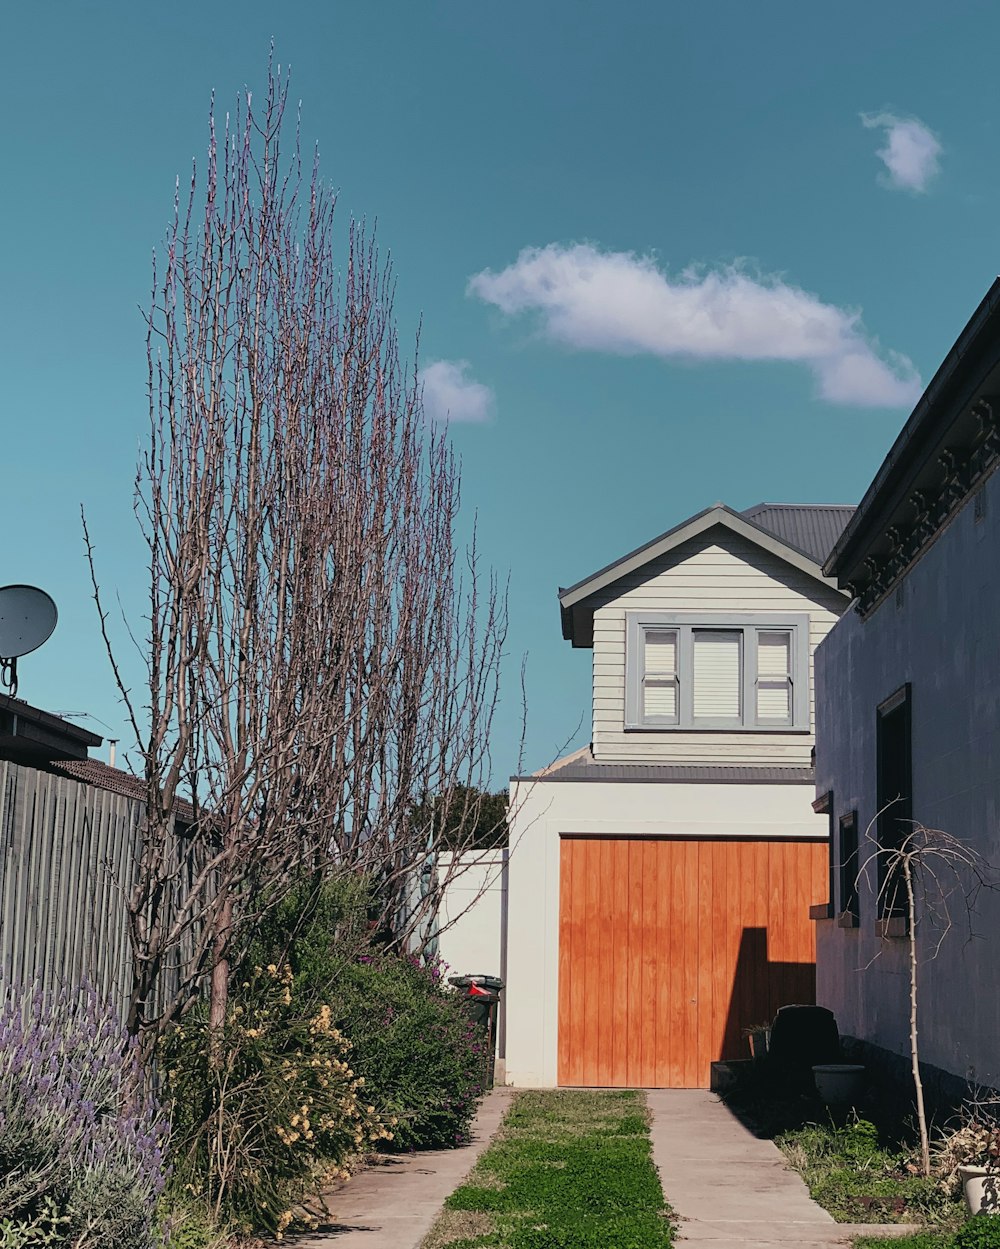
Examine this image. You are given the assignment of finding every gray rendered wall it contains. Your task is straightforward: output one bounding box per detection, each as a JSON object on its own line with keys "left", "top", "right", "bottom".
{"left": 814, "top": 467, "right": 1000, "bottom": 1088}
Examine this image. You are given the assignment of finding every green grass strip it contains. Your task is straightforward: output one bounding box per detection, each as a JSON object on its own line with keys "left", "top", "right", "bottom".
{"left": 423, "top": 1089, "right": 674, "bottom": 1249}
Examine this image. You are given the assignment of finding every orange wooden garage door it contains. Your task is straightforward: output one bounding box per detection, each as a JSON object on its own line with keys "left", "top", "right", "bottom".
{"left": 558, "top": 836, "right": 826, "bottom": 1088}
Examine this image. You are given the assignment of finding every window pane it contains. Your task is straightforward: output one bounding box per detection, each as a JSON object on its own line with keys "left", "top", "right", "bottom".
{"left": 692, "top": 631, "right": 741, "bottom": 719}
{"left": 644, "top": 678, "right": 677, "bottom": 719}
{"left": 644, "top": 630, "right": 677, "bottom": 676}
{"left": 757, "top": 679, "right": 791, "bottom": 720}
{"left": 756, "top": 632, "right": 791, "bottom": 721}
{"left": 757, "top": 631, "right": 791, "bottom": 677}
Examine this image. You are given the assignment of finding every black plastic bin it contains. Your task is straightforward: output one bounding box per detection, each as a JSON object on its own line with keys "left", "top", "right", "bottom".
{"left": 449, "top": 974, "right": 504, "bottom": 1089}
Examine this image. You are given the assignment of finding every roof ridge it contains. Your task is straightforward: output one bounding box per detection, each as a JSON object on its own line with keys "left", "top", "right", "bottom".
{"left": 742, "top": 502, "right": 858, "bottom": 510}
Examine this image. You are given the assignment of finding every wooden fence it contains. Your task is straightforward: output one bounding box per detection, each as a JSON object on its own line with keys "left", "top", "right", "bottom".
{"left": 0, "top": 759, "right": 140, "bottom": 1013}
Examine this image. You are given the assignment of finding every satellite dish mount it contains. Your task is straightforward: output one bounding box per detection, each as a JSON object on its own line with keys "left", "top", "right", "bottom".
{"left": 0, "top": 585, "right": 58, "bottom": 700}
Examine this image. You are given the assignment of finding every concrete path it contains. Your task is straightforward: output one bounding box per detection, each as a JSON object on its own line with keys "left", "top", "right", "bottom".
{"left": 292, "top": 1088, "right": 510, "bottom": 1249}
{"left": 647, "top": 1089, "right": 918, "bottom": 1249}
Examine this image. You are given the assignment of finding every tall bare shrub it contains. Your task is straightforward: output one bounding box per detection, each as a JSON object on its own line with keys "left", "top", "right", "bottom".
{"left": 86, "top": 63, "right": 506, "bottom": 1053}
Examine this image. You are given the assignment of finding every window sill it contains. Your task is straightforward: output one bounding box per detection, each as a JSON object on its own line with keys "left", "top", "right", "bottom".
{"left": 809, "top": 902, "right": 834, "bottom": 921}
{"left": 878, "top": 916, "right": 909, "bottom": 939}
{"left": 624, "top": 724, "right": 812, "bottom": 735}
{"left": 837, "top": 910, "right": 859, "bottom": 929}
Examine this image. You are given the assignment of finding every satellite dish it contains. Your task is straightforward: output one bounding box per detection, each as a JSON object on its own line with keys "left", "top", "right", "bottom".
{"left": 0, "top": 585, "right": 58, "bottom": 698}
{"left": 0, "top": 585, "right": 58, "bottom": 658}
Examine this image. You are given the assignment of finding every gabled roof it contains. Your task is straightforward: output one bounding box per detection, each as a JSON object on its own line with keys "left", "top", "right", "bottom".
{"left": 558, "top": 502, "right": 851, "bottom": 646}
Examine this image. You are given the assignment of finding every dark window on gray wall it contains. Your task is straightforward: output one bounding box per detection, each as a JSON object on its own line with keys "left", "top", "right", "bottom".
{"left": 838, "top": 810, "right": 859, "bottom": 923}
{"left": 814, "top": 790, "right": 834, "bottom": 910}
{"left": 876, "top": 685, "right": 912, "bottom": 918}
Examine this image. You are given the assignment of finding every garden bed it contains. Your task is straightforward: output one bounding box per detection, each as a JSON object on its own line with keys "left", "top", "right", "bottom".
{"left": 720, "top": 1076, "right": 965, "bottom": 1232}
{"left": 421, "top": 1089, "right": 674, "bottom": 1249}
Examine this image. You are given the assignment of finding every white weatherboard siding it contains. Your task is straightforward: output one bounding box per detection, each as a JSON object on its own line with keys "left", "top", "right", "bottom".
{"left": 503, "top": 775, "right": 828, "bottom": 1088}
{"left": 590, "top": 531, "right": 845, "bottom": 764}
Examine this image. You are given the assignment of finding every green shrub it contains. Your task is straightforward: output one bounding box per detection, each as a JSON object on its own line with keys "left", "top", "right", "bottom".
{"left": 154, "top": 1197, "right": 231, "bottom": 1249}
{"left": 955, "top": 1218, "right": 1000, "bottom": 1249}
{"left": 160, "top": 964, "right": 389, "bottom": 1238}
{"left": 330, "top": 954, "right": 487, "bottom": 1149}
{"left": 249, "top": 874, "right": 487, "bottom": 1151}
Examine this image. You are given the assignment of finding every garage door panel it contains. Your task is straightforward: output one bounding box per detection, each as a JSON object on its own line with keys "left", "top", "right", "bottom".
{"left": 651, "top": 842, "right": 670, "bottom": 1088}
{"left": 637, "top": 840, "right": 659, "bottom": 1087}
{"left": 557, "top": 836, "right": 825, "bottom": 1088}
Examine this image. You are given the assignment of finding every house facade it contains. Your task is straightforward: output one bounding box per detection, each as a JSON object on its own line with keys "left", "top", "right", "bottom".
{"left": 504, "top": 502, "right": 852, "bottom": 1088}
{"left": 814, "top": 280, "right": 1000, "bottom": 1093}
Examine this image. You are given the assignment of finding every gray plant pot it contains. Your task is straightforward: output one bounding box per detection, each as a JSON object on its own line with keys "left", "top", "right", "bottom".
{"left": 812, "top": 1063, "right": 865, "bottom": 1106}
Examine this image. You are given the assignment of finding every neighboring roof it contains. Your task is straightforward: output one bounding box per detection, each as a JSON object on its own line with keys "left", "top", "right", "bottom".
{"left": 47, "top": 758, "right": 196, "bottom": 820}
{"left": 741, "top": 503, "right": 856, "bottom": 565}
{"left": 558, "top": 502, "right": 849, "bottom": 646}
{"left": 49, "top": 757, "right": 147, "bottom": 800}
{"left": 513, "top": 749, "right": 814, "bottom": 786}
{"left": 0, "top": 695, "right": 102, "bottom": 765}
{"left": 826, "top": 277, "right": 1000, "bottom": 596}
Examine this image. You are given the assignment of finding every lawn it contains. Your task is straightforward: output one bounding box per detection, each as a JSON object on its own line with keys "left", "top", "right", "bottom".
{"left": 421, "top": 1089, "right": 674, "bottom": 1249}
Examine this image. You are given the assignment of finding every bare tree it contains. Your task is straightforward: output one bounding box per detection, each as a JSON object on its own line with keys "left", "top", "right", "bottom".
{"left": 859, "top": 816, "right": 996, "bottom": 1176}
{"left": 85, "top": 62, "right": 507, "bottom": 1054}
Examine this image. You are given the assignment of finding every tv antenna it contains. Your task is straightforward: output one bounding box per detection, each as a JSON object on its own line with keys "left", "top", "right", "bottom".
{"left": 0, "top": 585, "right": 58, "bottom": 699}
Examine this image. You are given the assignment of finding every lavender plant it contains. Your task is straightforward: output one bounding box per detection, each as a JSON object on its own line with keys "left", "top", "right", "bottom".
{"left": 0, "top": 982, "right": 168, "bottom": 1248}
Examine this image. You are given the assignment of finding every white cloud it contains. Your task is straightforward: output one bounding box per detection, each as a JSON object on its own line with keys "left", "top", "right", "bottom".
{"left": 419, "top": 359, "right": 495, "bottom": 424}
{"left": 468, "top": 243, "right": 921, "bottom": 408}
{"left": 861, "top": 111, "right": 942, "bottom": 192}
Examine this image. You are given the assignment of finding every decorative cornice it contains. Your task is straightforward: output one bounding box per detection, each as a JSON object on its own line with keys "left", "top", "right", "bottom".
{"left": 856, "top": 396, "right": 1000, "bottom": 616}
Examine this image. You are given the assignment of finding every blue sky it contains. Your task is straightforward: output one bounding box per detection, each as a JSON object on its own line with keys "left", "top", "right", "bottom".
{"left": 2, "top": 1, "right": 998, "bottom": 778}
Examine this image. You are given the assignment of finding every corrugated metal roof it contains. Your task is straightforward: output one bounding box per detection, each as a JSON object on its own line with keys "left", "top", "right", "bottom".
{"left": 514, "top": 757, "right": 815, "bottom": 785}
{"left": 741, "top": 503, "right": 856, "bottom": 565}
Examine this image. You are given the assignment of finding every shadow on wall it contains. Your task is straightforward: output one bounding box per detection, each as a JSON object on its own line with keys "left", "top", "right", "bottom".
{"left": 720, "top": 926, "right": 816, "bottom": 1062}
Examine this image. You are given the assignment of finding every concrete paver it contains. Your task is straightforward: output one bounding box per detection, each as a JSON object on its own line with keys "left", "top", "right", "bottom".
{"left": 647, "top": 1089, "right": 920, "bottom": 1248}
{"left": 292, "top": 1087, "right": 510, "bottom": 1249}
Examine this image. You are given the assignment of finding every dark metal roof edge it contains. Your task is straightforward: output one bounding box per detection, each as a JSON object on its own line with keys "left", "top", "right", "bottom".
{"left": 0, "top": 694, "right": 103, "bottom": 747}
{"left": 825, "top": 277, "right": 1000, "bottom": 578}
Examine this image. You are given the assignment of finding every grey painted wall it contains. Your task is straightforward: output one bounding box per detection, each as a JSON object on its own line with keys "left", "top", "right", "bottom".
{"left": 814, "top": 466, "right": 1000, "bottom": 1088}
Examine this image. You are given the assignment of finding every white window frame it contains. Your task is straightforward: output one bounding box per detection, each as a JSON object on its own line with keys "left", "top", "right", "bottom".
{"left": 624, "top": 612, "right": 810, "bottom": 731}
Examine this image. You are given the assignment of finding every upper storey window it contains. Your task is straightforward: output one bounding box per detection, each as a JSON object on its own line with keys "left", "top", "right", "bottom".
{"left": 624, "top": 612, "right": 810, "bottom": 731}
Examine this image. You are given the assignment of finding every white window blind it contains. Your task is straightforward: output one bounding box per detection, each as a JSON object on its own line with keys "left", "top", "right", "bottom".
{"left": 756, "top": 631, "right": 792, "bottom": 721}
{"left": 643, "top": 629, "right": 678, "bottom": 719}
{"left": 692, "top": 630, "right": 741, "bottom": 720}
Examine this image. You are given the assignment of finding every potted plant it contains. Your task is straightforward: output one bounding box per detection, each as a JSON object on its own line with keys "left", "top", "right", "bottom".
{"left": 959, "top": 1125, "right": 1000, "bottom": 1216}
{"left": 743, "top": 1022, "right": 770, "bottom": 1062}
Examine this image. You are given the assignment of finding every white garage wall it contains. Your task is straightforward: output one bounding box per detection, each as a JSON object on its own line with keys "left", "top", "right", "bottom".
{"left": 436, "top": 849, "right": 507, "bottom": 983}
{"left": 504, "top": 776, "right": 827, "bottom": 1088}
